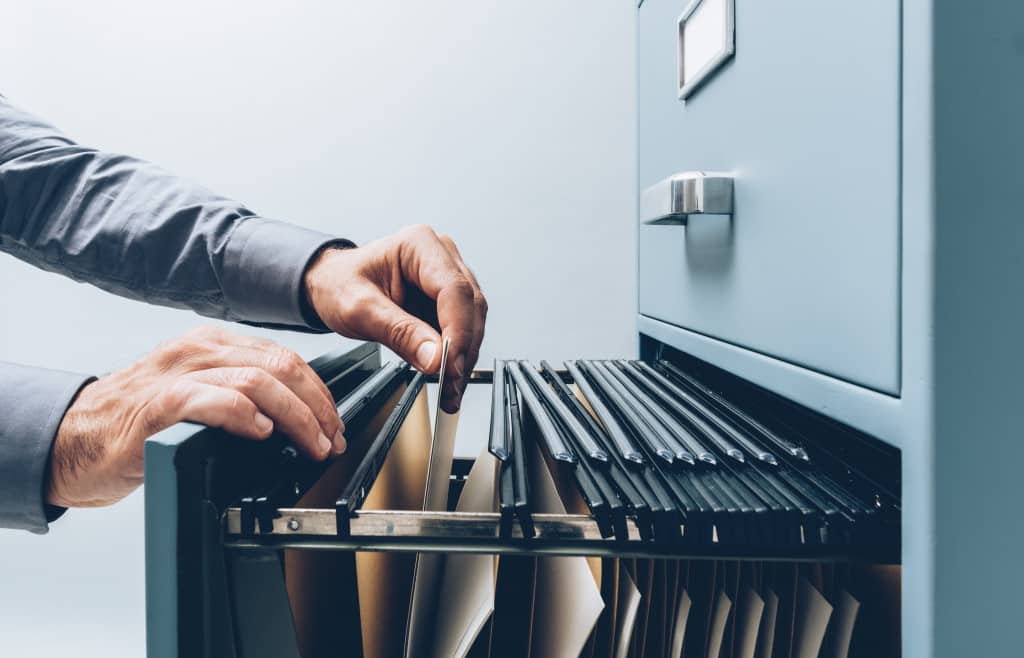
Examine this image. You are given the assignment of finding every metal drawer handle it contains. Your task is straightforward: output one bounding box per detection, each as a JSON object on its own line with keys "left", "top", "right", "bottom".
{"left": 640, "top": 171, "right": 733, "bottom": 224}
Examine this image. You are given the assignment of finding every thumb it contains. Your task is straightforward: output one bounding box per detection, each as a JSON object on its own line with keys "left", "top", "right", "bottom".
{"left": 363, "top": 296, "right": 442, "bottom": 372}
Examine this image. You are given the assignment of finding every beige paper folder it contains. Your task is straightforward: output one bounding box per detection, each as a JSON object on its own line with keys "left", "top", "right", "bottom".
{"left": 821, "top": 589, "right": 860, "bottom": 658}
{"left": 706, "top": 589, "right": 734, "bottom": 658}
{"left": 284, "top": 382, "right": 428, "bottom": 658}
{"left": 753, "top": 589, "right": 779, "bottom": 658}
{"left": 792, "top": 578, "right": 833, "bottom": 658}
{"left": 355, "top": 386, "right": 433, "bottom": 658}
{"left": 406, "top": 338, "right": 462, "bottom": 656}
{"left": 613, "top": 563, "right": 642, "bottom": 658}
{"left": 669, "top": 589, "right": 692, "bottom": 658}
{"left": 429, "top": 451, "right": 500, "bottom": 658}
{"left": 734, "top": 587, "right": 767, "bottom": 658}
{"left": 525, "top": 429, "right": 605, "bottom": 658}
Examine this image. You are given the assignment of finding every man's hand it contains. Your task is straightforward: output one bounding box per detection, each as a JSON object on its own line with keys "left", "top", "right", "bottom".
{"left": 47, "top": 327, "right": 345, "bottom": 508}
{"left": 304, "top": 225, "right": 487, "bottom": 413}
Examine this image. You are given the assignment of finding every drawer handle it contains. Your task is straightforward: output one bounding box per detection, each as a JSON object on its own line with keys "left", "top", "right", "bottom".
{"left": 640, "top": 171, "right": 733, "bottom": 224}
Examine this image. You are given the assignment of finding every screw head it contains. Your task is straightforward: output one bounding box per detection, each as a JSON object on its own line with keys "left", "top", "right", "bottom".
{"left": 287, "top": 518, "right": 301, "bottom": 531}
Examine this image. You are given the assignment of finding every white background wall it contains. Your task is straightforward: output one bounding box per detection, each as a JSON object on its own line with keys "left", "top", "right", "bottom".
{"left": 0, "top": 2, "right": 636, "bottom": 656}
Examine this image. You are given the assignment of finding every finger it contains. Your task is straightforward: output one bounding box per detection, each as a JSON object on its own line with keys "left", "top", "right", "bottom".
{"left": 341, "top": 285, "right": 443, "bottom": 373}
{"left": 144, "top": 380, "right": 275, "bottom": 444}
{"left": 437, "top": 234, "right": 488, "bottom": 376}
{"left": 178, "top": 334, "right": 345, "bottom": 451}
{"left": 217, "top": 343, "right": 344, "bottom": 447}
{"left": 190, "top": 367, "right": 337, "bottom": 460}
{"left": 396, "top": 226, "right": 477, "bottom": 382}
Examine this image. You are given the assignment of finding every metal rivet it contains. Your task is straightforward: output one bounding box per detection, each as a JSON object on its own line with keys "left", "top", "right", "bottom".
{"left": 287, "top": 518, "right": 301, "bottom": 531}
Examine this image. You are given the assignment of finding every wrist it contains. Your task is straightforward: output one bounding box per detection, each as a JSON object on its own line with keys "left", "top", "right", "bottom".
{"left": 302, "top": 243, "right": 356, "bottom": 329}
{"left": 45, "top": 378, "right": 106, "bottom": 508}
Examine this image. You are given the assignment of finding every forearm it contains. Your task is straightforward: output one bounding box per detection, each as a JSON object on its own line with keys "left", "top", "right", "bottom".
{"left": 0, "top": 361, "right": 93, "bottom": 533}
{"left": 0, "top": 94, "right": 348, "bottom": 329}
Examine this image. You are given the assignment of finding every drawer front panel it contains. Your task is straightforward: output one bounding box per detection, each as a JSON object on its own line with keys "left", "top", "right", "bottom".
{"left": 637, "top": 0, "right": 901, "bottom": 393}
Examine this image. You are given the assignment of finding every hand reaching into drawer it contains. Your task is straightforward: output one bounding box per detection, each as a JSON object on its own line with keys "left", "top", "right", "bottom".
{"left": 304, "top": 224, "right": 487, "bottom": 413}
{"left": 46, "top": 326, "right": 346, "bottom": 509}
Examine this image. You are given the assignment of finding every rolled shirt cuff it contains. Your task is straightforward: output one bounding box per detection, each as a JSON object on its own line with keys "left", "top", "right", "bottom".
{"left": 0, "top": 362, "right": 94, "bottom": 533}
{"left": 222, "top": 218, "right": 354, "bottom": 330}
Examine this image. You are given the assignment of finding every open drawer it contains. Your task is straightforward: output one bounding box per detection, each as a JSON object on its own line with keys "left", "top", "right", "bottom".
{"left": 145, "top": 342, "right": 901, "bottom": 658}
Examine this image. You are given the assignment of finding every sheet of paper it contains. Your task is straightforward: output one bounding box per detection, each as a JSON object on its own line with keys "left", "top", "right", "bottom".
{"left": 526, "top": 432, "right": 605, "bottom": 658}
{"left": 613, "top": 564, "right": 642, "bottom": 658}
{"left": 706, "top": 590, "right": 733, "bottom": 658}
{"left": 754, "top": 589, "right": 779, "bottom": 658}
{"left": 669, "top": 589, "right": 692, "bottom": 658}
{"left": 734, "top": 586, "right": 766, "bottom": 658}
{"left": 406, "top": 337, "right": 462, "bottom": 656}
{"left": 792, "top": 578, "right": 834, "bottom": 658}
{"left": 821, "top": 589, "right": 860, "bottom": 658}
{"left": 430, "top": 450, "right": 500, "bottom": 658}
{"left": 356, "top": 386, "right": 433, "bottom": 658}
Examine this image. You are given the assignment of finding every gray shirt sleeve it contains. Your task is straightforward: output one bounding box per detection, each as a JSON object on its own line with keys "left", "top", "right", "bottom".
{"left": 0, "top": 364, "right": 93, "bottom": 533}
{"left": 0, "top": 94, "right": 350, "bottom": 532}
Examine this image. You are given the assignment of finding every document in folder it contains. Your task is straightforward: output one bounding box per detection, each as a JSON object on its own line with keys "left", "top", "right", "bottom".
{"left": 355, "top": 385, "right": 433, "bottom": 658}
{"left": 526, "top": 431, "right": 605, "bottom": 658}
{"left": 283, "top": 380, "right": 431, "bottom": 658}
{"left": 407, "top": 337, "right": 462, "bottom": 656}
{"left": 430, "top": 451, "right": 500, "bottom": 658}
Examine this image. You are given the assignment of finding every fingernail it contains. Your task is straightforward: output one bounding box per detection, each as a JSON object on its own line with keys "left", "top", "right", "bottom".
{"left": 254, "top": 412, "right": 273, "bottom": 434}
{"left": 453, "top": 353, "right": 466, "bottom": 378}
{"left": 416, "top": 341, "right": 437, "bottom": 370}
{"left": 318, "top": 433, "right": 332, "bottom": 457}
{"left": 443, "top": 396, "right": 461, "bottom": 414}
{"left": 332, "top": 429, "right": 348, "bottom": 455}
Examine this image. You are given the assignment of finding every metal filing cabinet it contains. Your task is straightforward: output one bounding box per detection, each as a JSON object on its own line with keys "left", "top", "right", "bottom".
{"left": 635, "top": 1, "right": 1024, "bottom": 657}
{"left": 140, "top": 3, "right": 1022, "bottom": 657}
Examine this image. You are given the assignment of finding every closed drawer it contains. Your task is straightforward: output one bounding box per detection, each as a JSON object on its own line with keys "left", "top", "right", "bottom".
{"left": 637, "top": 0, "right": 901, "bottom": 393}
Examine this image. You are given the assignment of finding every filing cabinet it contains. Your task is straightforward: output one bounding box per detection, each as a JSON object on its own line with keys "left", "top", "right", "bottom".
{"left": 139, "top": 3, "right": 1022, "bottom": 658}
{"left": 635, "top": 1, "right": 1024, "bottom": 657}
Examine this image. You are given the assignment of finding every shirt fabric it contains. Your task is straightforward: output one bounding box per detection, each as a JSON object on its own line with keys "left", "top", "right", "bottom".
{"left": 0, "top": 94, "right": 348, "bottom": 533}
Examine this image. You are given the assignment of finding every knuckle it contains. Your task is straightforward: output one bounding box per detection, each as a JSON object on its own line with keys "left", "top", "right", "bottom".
{"left": 387, "top": 317, "right": 420, "bottom": 350}
{"left": 226, "top": 391, "right": 250, "bottom": 414}
{"left": 157, "top": 380, "right": 192, "bottom": 415}
{"left": 476, "top": 293, "right": 489, "bottom": 317}
{"left": 268, "top": 348, "right": 303, "bottom": 379}
{"left": 302, "top": 412, "right": 323, "bottom": 439}
{"left": 449, "top": 277, "right": 475, "bottom": 301}
{"left": 342, "top": 288, "right": 377, "bottom": 316}
{"left": 236, "top": 367, "right": 268, "bottom": 392}
{"left": 158, "top": 337, "right": 205, "bottom": 365}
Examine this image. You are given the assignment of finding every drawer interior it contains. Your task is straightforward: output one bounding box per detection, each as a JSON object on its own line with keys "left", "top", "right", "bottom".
{"left": 156, "top": 343, "right": 901, "bottom": 657}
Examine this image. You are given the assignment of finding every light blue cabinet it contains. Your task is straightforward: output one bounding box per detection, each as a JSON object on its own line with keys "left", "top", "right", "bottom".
{"left": 637, "top": 0, "right": 901, "bottom": 393}
{"left": 638, "top": 2, "right": 1024, "bottom": 657}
